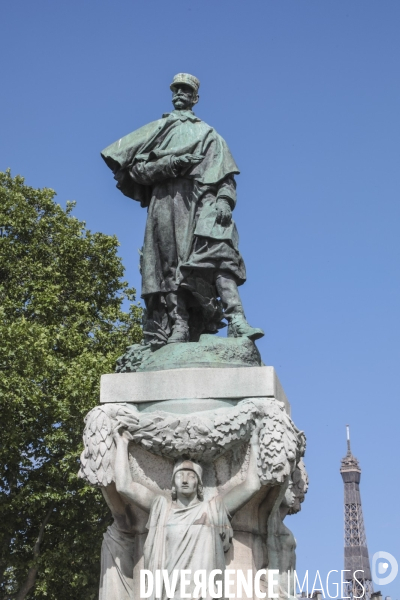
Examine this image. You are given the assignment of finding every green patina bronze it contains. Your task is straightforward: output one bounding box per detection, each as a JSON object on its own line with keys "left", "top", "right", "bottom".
{"left": 102, "top": 74, "right": 264, "bottom": 352}
{"left": 116, "top": 334, "right": 262, "bottom": 373}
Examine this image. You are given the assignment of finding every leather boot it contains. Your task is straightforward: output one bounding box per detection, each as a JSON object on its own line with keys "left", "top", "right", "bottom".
{"left": 227, "top": 312, "right": 265, "bottom": 341}
{"left": 215, "top": 273, "right": 264, "bottom": 341}
{"left": 166, "top": 291, "right": 190, "bottom": 343}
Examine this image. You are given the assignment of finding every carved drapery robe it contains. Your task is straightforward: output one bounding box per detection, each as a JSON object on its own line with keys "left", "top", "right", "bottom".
{"left": 144, "top": 495, "right": 233, "bottom": 600}
{"left": 99, "top": 523, "right": 136, "bottom": 600}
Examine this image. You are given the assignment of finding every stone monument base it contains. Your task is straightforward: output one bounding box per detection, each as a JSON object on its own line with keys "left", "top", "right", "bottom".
{"left": 80, "top": 340, "right": 307, "bottom": 600}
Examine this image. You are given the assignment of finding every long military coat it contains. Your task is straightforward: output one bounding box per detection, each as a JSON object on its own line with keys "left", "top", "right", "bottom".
{"left": 102, "top": 109, "right": 246, "bottom": 299}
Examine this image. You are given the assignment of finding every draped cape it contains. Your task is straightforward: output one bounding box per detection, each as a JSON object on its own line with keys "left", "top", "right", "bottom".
{"left": 101, "top": 110, "right": 240, "bottom": 207}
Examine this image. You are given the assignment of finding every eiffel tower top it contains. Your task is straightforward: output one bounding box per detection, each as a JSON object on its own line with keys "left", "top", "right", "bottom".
{"left": 340, "top": 424, "right": 361, "bottom": 474}
{"left": 340, "top": 425, "right": 373, "bottom": 599}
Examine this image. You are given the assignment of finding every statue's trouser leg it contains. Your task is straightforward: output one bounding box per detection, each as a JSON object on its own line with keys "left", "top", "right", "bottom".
{"left": 166, "top": 291, "right": 190, "bottom": 343}
{"left": 215, "top": 271, "right": 265, "bottom": 340}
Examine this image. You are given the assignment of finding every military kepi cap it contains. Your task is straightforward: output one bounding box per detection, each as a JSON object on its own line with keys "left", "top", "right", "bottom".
{"left": 170, "top": 73, "right": 200, "bottom": 93}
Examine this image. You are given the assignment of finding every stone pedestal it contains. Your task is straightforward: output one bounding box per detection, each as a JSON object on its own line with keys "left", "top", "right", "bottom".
{"left": 100, "top": 365, "right": 290, "bottom": 413}
{"left": 79, "top": 338, "right": 307, "bottom": 600}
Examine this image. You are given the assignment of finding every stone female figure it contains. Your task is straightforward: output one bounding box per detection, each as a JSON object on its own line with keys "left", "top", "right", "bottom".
{"left": 113, "top": 425, "right": 262, "bottom": 600}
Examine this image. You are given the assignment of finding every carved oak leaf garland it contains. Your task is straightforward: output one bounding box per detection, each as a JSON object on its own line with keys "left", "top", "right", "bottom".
{"left": 79, "top": 399, "right": 306, "bottom": 488}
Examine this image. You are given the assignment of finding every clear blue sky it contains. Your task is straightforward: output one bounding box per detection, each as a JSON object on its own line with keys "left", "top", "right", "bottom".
{"left": 1, "top": 1, "right": 399, "bottom": 597}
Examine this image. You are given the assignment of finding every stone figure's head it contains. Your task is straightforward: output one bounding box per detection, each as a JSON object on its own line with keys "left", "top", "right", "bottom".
{"left": 171, "top": 458, "right": 204, "bottom": 501}
{"left": 170, "top": 73, "right": 200, "bottom": 110}
{"left": 286, "top": 459, "right": 309, "bottom": 515}
{"left": 282, "top": 479, "right": 296, "bottom": 510}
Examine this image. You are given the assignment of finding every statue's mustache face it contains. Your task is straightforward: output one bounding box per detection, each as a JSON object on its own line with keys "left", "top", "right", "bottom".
{"left": 174, "top": 470, "right": 198, "bottom": 496}
{"left": 172, "top": 86, "right": 196, "bottom": 109}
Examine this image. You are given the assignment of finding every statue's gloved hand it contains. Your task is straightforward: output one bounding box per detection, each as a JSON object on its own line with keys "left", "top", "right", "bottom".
{"left": 216, "top": 198, "right": 232, "bottom": 226}
{"left": 172, "top": 153, "right": 203, "bottom": 171}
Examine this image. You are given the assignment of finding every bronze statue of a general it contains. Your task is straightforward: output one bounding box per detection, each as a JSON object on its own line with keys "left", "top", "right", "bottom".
{"left": 102, "top": 73, "right": 264, "bottom": 347}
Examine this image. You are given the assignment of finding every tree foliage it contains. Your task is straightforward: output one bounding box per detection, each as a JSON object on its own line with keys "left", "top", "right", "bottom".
{"left": 0, "top": 171, "right": 143, "bottom": 599}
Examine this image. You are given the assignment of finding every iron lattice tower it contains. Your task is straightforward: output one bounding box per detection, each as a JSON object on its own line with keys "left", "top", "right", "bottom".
{"left": 340, "top": 426, "right": 373, "bottom": 600}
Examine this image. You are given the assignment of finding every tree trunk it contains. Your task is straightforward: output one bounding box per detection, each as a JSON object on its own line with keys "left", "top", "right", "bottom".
{"left": 14, "top": 505, "right": 54, "bottom": 600}
{"left": 1, "top": 466, "right": 18, "bottom": 590}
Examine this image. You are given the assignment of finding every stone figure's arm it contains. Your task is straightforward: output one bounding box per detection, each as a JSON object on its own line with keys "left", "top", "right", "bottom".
{"left": 101, "top": 482, "right": 138, "bottom": 533}
{"left": 216, "top": 176, "right": 236, "bottom": 226}
{"left": 129, "top": 154, "right": 203, "bottom": 185}
{"left": 113, "top": 430, "right": 155, "bottom": 512}
{"left": 258, "top": 486, "right": 281, "bottom": 536}
{"left": 266, "top": 509, "right": 282, "bottom": 570}
{"left": 222, "top": 425, "right": 262, "bottom": 515}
